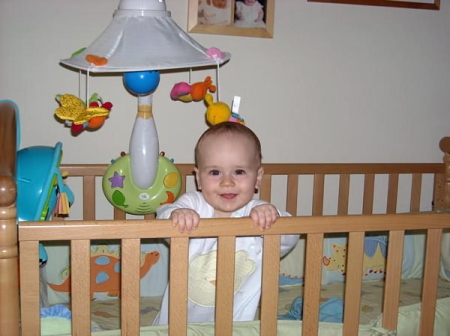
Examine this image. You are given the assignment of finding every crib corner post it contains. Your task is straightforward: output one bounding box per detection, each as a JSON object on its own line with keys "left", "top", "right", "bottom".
{"left": 444, "top": 153, "right": 450, "bottom": 210}
{"left": 0, "top": 176, "right": 20, "bottom": 336}
{"left": 437, "top": 137, "right": 450, "bottom": 210}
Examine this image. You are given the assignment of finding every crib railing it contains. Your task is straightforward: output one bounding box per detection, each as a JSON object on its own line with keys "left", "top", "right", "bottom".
{"left": 18, "top": 213, "right": 450, "bottom": 336}
{"left": 62, "top": 162, "right": 445, "bottom": 220}
{"left": 14, "top": 159, "right": 450, "bottom": 335}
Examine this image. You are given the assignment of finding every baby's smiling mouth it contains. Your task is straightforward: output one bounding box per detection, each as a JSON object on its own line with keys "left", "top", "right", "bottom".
{"left": 221, "top": 193, "right": 237, "bottom": 200}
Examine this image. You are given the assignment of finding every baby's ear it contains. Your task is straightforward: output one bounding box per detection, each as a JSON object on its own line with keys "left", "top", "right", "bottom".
{"left": 255, "top": 166, "right": 264, "bottom": 189}
{"left": 194, "top": 167, "right": 201, "bottom": 190}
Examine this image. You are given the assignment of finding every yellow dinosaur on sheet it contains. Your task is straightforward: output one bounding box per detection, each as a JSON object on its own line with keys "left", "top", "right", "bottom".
{"left": 322, "top": 242, "right": 385, "bottom": 276}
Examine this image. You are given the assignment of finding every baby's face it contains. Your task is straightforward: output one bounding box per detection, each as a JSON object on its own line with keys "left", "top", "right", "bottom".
{"left": 244, "top": 0, "right": 257, "bottom": 4}
{"left": 195, "top": 133, "right": 262, "bottom": 218}
{"left": 212, "top": 0, "right": 228, "bottom": 8}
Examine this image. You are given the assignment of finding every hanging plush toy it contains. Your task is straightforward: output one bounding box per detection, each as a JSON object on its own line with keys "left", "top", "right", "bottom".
{"left": 204, "top": 94, "right": 245, "bottom": 126}
{"left": 170, "top": 76, "right": 216, "bottom": 102}
{"left": 55, "top": 93, "right": 113, "bottom": 134}
{"left": 204, "top": 93, "right": 231, "bottom": 126}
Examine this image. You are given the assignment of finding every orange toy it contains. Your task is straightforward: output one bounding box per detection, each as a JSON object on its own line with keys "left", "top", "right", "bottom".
{"left": 190, "top": 76, "right": 216, "bottom": 101}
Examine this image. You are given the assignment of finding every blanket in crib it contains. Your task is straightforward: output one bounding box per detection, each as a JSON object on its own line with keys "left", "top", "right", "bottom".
{"left": 41, "top": 278, "right": 450, "bottom": 334}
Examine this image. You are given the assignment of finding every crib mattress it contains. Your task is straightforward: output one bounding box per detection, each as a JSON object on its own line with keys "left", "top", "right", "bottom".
{"left": 47, "top": 297, "right": 450, "bottom": 336}
{"left": 41, "top": 278, "right": 450, "bottom": 335}
{"left": 87, "top": 278, "right": 450, "bottom": 330}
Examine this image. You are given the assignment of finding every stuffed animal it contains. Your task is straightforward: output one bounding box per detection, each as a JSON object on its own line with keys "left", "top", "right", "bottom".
{"left": 170, "top": 76, "right": 216, "bottom": 102}
{"left": 204, "top": 94, "right": 231, "bottom": 126}
{"left": 55, "top": 93, "right": 112, "bottom": 133}
{"left": 170, "top": 82, "right": 191, "bottom": 102}
{"left": 190, "top": 76, "right": 216, "bottom": 101}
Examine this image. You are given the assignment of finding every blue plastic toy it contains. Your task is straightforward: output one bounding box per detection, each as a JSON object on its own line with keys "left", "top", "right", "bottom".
{"left": 17, "top": 143, "right": 75, "bottom": 266}
{"left": 3, "top": 100, "right": 75, "bottom": 266}
{"left": 16, "top": 143, "right": 74, "bottom": 222}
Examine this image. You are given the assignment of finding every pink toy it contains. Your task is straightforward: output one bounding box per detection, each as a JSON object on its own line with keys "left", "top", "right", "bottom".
{"left": 206, "top": 47, "right": 226, "bottom": 60}
{"left": 170, "top": 82, "right": 191, "bottom": 101}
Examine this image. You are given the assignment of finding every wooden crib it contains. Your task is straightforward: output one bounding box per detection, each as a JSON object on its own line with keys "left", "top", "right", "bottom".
{"left": 1, "top": 100, "right": 450, "bottom": 336}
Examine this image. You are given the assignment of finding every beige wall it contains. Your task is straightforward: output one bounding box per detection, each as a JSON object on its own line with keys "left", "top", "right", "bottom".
{"left": 1, "top": 0, "right": 449, "bottom": 166}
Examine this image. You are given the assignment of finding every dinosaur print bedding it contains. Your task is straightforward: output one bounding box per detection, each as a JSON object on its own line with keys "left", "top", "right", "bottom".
{"left": 40, "top": 278, "right": 450, "bottom": 333}
{"left": 40, "top": 237, "right": 450, "bottom": 333}
{"left": 44, "top": 240, "right": 170, "bottom": 304}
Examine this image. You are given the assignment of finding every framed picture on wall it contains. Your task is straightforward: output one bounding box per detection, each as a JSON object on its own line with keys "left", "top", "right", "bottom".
{"left": 307, "top": 0, "right": 440, "bottom": 10}
{"left": 188, "top": 0, "right": 275, "bottom": 38}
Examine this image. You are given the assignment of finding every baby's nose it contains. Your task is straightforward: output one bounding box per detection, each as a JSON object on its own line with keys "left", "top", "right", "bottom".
{"left": 220, "top": 175, "right": 235, "bottom": 186}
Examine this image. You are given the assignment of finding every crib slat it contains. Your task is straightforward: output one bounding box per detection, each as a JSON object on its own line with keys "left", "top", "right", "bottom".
{"left": 181, "top": 175, "right": 187, "bottom": 195}
{"left": 114, "top": 207, "right": 126, "bottom": 220}
{"left": 444, "top": 153, "right": 450, "bottom": 209}
{"left": 382, "top": 230, "right": 404, "bottom": 331}
{"left": 303, "top": 233, "right": 323, "bottom": 335}
{"left": 410, "top": 173, "right": 422, "bottom": 212}
{"left": 19, "top": 241, "right": 40, "bottom": 335}
{"left": 169, "top": 237, "right": 189, "bottom": 336}
{"left": 338, "top": 174, "right": 350, "bottom": 215}
{"left": 312, "top": 174, "right": 324, "bottom": 216}
{"left": 343, "top": 231, "right": 364, "bottom": 336}
{"left": 260, "top": 174, "right": 272, "bottom": 202}
{"left": 432, "top": 173, "right": 445, "bottom": 210}
{"left": 70, "top": 240, "right": 91, "bottom": 335}
{"left": 215, "top": 236, "right": 236, "bottom": 335}
{"left": 286, "top": 174, "right": 299, "bottom": 215}
{"left": 83, "top": 175, "right": 95, "bottom": 220}
{"left": 363, "top": 173, "right": 375, "bottom": 214}
{"left": 260, "top": 235, "right": 280, "bottom": 336}
{"left": 420, "top": 228, "right": 442, "bottom": 335}
{"left": 121, "top": 238, "right": 141, "bottom": 335}
{"left": 387, "top": 173, "right": 399, "bottom": 214}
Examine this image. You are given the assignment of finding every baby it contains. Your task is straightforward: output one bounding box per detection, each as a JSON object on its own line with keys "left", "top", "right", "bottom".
{"left": 198, "top": 0, "right": 231, "bottom": 26}
{"left": 153, "top": 122, "right": 299, "bottom": 324}
{"left": 234, "top": 0, "right": 266, "bottom": 28}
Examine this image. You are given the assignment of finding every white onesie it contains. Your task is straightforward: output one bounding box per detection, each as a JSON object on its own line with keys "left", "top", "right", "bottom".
{"left": 152, "top": 191, "right": 299, "bottom": 325}
{"left": 234, "top": 1, "right": 266, "bottom": 28}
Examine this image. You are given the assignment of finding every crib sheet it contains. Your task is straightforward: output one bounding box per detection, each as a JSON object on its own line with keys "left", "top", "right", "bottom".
{"left": 276, "top": 278, "right": 450, "bottom": 325}
{"left": 41, "top": 277, "right": 450, "bottom": 335}
{"left": 48, "top": 297, "right": 450, "bottom": 336}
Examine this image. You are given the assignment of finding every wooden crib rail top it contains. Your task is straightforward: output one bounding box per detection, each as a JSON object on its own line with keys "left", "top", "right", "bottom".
{"left": 61, "top": 162, "right": 444, "bottom": 176}
{"left": 19, "top": 212, "right": 450, "bottom": 241}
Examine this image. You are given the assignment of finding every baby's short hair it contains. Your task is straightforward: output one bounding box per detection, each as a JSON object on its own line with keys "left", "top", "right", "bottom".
{"left": 195, "top": 122, "right": 262, "bottom": 166}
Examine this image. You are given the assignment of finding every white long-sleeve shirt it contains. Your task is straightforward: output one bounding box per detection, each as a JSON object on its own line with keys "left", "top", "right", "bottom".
{"left": 152, "top": 191, "right": 299, "bottom": 325}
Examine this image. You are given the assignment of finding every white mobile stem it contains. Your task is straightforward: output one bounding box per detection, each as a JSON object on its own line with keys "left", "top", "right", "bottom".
{"left": 129, "top": 94, "right": 159, "bottom": 189}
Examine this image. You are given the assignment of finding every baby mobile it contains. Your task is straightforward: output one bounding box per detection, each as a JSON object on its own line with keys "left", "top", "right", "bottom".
{"left": 54, "top": 0, "right": 231, "bottom": 215}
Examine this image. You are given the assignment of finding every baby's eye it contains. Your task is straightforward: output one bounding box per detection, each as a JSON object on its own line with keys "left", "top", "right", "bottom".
{"left": 209, "top": 169, "right": 220, "bottom": 176}
{"left": 235, "top": 169, "right": 246, "bottom": 175}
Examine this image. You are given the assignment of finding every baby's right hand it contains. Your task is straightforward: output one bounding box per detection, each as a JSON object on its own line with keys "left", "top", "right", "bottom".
{"left": 170, "top": 209, "right": 200, "bottom": 234}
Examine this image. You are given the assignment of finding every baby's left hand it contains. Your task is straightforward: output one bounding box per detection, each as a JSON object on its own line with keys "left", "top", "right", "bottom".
{"left": 250, "top": 204, "right": 279, "bottom": 231}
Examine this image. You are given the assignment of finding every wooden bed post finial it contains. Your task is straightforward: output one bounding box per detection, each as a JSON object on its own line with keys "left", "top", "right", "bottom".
{"left": 0, "top": 100, "right": 20, "bottom": 336}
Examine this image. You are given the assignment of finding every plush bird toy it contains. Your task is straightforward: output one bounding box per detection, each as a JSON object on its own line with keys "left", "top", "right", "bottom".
{"left": 203, "top": 94, "right": 246, "bottom": 126}
{"left": 55, "top": 93, "right": 113, "bottom": 133}
{"left": 204, "top": 93, "right": 231, "bottom": 126}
